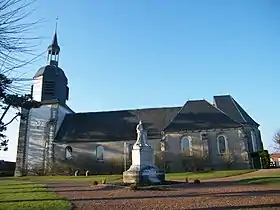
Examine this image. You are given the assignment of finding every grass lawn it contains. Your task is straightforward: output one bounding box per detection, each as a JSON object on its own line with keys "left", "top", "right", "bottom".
{"left": 8, "top": 169, "right": 255, "bottom": 183}
{"left": 238, "top": 171, "right": 280, "bottom": 186}
{"left": 0, "top": 180, "right": 71, "bottom": 210}
{"left": 14, "top": 174, "right": 123, "bottom": 183}
{"left": 165, "top": 169, "right": 255, "bottom": 180}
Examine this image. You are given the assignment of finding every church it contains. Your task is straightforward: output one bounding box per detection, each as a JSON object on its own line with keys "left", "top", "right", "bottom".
{"left": 14, "top": 31, "right": 264, "bottom": 176}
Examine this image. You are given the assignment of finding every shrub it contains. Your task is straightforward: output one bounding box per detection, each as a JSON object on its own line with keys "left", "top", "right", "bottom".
{"left": 101, "top": 177, "right": 106, "bottom": 184}
{"left": 194, "top": 179, "right": 201, "bottom": 184}
{"left": 221, "top": 150, "right": 237, "bottom": 169}
{"left": 27, "top": 164, "right": 45, "bottom": 176}
{"left": 52, "top": 161, "right": 75, "bottom": 176}
{"left": 55, "top": 156, "right": 127, "bottom": 175}
{"left": 259, "top": 150, "right": 270, "bottom": 169}
{"left": 92, "top": 180, "right": 98, "bottom": 185}
{"left": 129, "top": 184, "right": 138, "bottom": 191}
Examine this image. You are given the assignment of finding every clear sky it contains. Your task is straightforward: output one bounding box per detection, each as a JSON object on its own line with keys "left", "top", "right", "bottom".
{"left": 1, "top": 0, "right": 280, "bottom": 161}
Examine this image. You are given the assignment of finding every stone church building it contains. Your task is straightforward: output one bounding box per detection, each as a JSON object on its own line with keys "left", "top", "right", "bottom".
{"left": 14, "top": 32, "right": 263, "bottom": 176}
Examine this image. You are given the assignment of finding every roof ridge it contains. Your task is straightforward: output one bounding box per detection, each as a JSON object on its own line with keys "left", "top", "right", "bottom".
{"left": 162, "top": 101, "right": 187, "bottom": 132}
{"left": 214, "top": 94, "right": 231, "bottom": 98}
{"left": 229, "top": 95, "right": 247, "bottom": 123}
{"left": 207, "top": 99, "right": 242, "bottom": 125}
{"left": 187, "top": 99, "right": 205, "bottom": 102}
{"left": 74, "top": 106, "right": 182, "bottom": 115}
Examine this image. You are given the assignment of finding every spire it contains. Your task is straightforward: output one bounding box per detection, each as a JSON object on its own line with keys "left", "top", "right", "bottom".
{"left": 51, "top": 17, "right": 59, "bottom": 47}
{"left": 47, "top": 18, "right": 60, "bottom": 66}
{"left": 51, "top": 32, "right": 59, "bottom": 47}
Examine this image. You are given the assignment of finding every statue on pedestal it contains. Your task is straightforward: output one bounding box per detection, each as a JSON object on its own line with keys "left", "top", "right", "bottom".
{"left": 123, "top": 120, "right": 165, "bottom": 185}
{"left": 135, "top": 121, "right": 149, "bottom": 147}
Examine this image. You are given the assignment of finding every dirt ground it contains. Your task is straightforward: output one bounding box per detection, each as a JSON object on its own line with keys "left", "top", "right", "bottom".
{"left": 47, "top": 169, "right": 280, "bottom": 210}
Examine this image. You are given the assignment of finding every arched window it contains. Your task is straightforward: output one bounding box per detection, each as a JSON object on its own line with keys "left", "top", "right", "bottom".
{"left": 96, "top": 145, "right": 104, "bottom": 161}
{"left": 217, "top": 134, "right": 228, "bottom": 154}
{"left": 65, "top": 146, "right": 73, "bottom": 160}
{"left": 181, "top": 136, "right": 192, "bottom": 156}
{"left": 200, "top": 132, "right": 209, "bottom": 157}
{"left": 250, "top": 131, "right": 257, "bottom": 152}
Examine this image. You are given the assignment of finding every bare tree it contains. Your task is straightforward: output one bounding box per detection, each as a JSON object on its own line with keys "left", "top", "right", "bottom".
{"left": 0, "top": 0, "right": 42, "bottom": 151}
{"left": 273, "top": 130, "right": 280, "bottom": 152}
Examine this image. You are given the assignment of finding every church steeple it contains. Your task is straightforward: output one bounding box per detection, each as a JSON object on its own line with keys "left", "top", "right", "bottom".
{"left": 47, "top": 20, "right": 60, "bottom": 66}
{"left": 32, "top": 23, "right": 69, "bottom": 105}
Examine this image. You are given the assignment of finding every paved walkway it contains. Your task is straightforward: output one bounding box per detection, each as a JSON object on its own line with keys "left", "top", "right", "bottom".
{"left": 47, "top": 169, "right": 280, "bottom": 210}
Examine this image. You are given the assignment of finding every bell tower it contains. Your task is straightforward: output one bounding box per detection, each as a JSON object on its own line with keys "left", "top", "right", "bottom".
{"left": 14, "top": 24, "right": 73, "bottom": 177}
{"left": 47, "top": 30, "right": 60, "bottom": 66}
{"left": 32, "top": 26, "right": 69, "bottom": 105}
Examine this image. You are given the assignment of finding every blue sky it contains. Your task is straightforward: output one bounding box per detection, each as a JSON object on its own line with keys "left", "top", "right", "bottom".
{"left": 1, "top": 0, "right": 280, "bottom": 161}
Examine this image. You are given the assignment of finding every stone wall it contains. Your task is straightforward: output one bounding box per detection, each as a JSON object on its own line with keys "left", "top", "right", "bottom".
{"left": 52, "top": 128, "right": 255, "bottom": 174}
{"left": 14, "top": 108, "right": 29, "bottom": 176}
{"left": 242, "top": 126, "right": 263, "bottom": 153}
{"left": 162, "top": 128, "right": 251, "bottom": 171}
{"left": 53, "top": 138, "right": 162, "bottom": 175}
{"left": 14, "top": 103, "right": 72, "bottom": 176}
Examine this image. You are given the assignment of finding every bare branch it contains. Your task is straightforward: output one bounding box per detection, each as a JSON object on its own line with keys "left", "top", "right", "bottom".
{"left": 273, "top": 130, "right": 280, "bottom": 152}
{"left": 0, "top": 0, "right": 43, "bottom": 76}
{"left": 0, "top": 103, "right": 11, "bottom": 121}
{"left": 3, "top": 111, "right": 20, "bottom": 127}
{"left": 0, "top": 0, "right": 43, "bottom": 151}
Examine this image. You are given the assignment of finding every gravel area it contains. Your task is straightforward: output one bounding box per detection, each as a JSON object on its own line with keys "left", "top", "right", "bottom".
{"left": 47, "top": 169, "right": 280, "bottom": 210}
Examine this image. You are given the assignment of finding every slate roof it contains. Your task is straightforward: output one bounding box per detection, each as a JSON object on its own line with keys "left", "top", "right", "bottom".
{"left": 55, "top": 96, "right": 259, "bottom": 142}
{"left": 163, "top": 100, "right": 242, "bottom": 132}
{"left": 55, "top": 107, "right": 181, "bottom": 142}
{"left": 40, "top": 99, "right": 74, "bottom": 113}
{"left": 214, "top": 95, "right": 259, "bottom": 126}
{"left": 34, "top": 65, "right": 67, "bottom": 79}
{"left": 48, "top": 32, "right": 60, "bottom": 54}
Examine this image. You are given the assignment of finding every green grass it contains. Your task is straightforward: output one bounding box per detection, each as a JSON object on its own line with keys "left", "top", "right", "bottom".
{"left": 13, "top": 174, "right": 123, "bottom": 183}
{"left": 238, "top": 171, "right": 280, "bottom": 186}
{"left": 0, "top": 180, "right": 71, "bottom": 210}
{"left": 166, "top": 169, "right": 255, "bottom": 180}
{"left": 8, "top": 169, "right": 255, "bottom": 183}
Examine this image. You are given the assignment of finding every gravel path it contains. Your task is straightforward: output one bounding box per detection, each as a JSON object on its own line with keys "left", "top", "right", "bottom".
{"left": 47, "top": 169, "right": 280, "bottom": 210}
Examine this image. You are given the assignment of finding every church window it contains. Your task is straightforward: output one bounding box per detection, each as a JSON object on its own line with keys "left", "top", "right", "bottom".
{"left": 65, "top": 146, "right": 73, "bottom": 160}
{"left": 250, "top": 131, "right": 257, "bottom": 152}
{"left": 180, "top": 136, "right": 192, "bottom": 156}
{"left": 96, "top": 145, "right": 104, "bottom": 161}
{"left": 217, "top": 134, "right": 228, "bottom": 154}
{"left": 200, "top": 132, "right": 209, "bottom": 157}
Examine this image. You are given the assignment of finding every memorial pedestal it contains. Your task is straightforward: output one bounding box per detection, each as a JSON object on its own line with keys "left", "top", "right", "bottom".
{"left": 123, "top": 144, "right": 165, "bottom": 185}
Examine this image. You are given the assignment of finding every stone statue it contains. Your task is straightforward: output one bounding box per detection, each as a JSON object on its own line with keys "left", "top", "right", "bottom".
{"left": 135, "top": 121, "right": 149, "bottom": 147}
{"left": 123, "top": 120, "right": 164, "bottom": 185}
